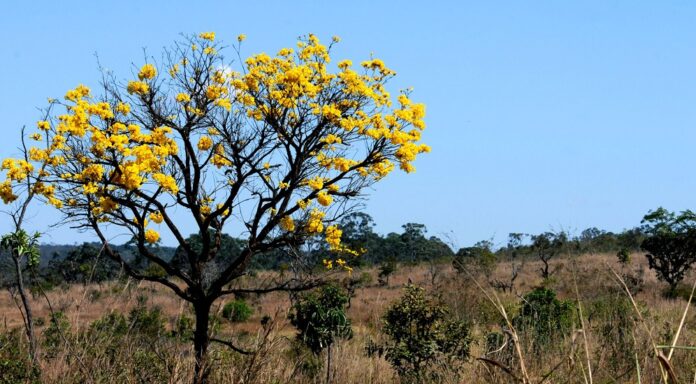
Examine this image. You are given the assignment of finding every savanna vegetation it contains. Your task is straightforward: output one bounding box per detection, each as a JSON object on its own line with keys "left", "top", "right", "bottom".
{"left": 1, "top": 32, "right": 696, "bottom": 384}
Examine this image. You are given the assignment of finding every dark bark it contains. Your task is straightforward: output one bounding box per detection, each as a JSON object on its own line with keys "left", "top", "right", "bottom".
{"left": 13, "top": 253, "right": 36, "bottom": 365}
{"left": 193, "top": 298, "right": 212, "bottom": 384}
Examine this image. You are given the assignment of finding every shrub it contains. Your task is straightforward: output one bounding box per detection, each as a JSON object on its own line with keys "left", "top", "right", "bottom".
{"left": 0, "top": 330, "right": 39, "bottom": 384}
{"left": 222, "top": 299, "right": 253, "bottom": 323}
{"left": 290, "top": 285, "right": 352, "bottom": 383}
{"left": 289, "top": 285, "right": 352, "bottom": 355}
{"left": 43, "top": 311, "right": 71, "bottom": 358}
{"left": 90, "top": 312, "right": 129, "bottom": 337}
{"left": 128, "top": 297, "right": 166, "bottom": 338}
{"left": 513, "top": 287, "right": 575, "bottom": 350}
{"left": 381, "top": 284, "right": 470, "bottom": 383}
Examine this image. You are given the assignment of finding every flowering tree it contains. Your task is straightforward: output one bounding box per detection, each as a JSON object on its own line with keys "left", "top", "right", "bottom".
{"left": 0, "top": 32, "right": 429, "bottom": 382}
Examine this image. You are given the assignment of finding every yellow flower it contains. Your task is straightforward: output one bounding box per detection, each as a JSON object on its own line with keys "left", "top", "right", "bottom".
{"left": 127, "top": 81, "right": 149, "bottom": 95}
{"left": 316, "top": 191, "right": 333, "bottom": 207}
{"left": 176, "top": 93, "right": 191, "bottom": 104}
{"left": 198, "top": 136, "right": 213, "bottom": 151}
{"left": 325, "top": 225, "right": 342, "bottom": 249}
{"left": 0, "top": 181, "right": 17, "bottom": 204}
{"left": 306, "top": 208, "right": 325, "bottom": 233}
{"left": 150, "top": 211, "right": 164, "bottom": 224}
{"left": 138, "top": 64, "right": 157, "bottom": 80}
{"left": 280, "top": 215, "right": 295, "bottom": 231}
{"left": 37, "top": 121, "right": 50, "bottom": 131}
{"left": 323, "top": 259, "right": 333, "bottom": 270}
{"left": 152, "top": 173, "right": 179, "bottom": 194}
{"left": 115, "top": 102, "right": 131, "bottom": 115}
{"left": 307, "top": 176, "right": 323, "bottom": 190}
{"left": 237, "top": 34, "right": 246, "bottom": 42}
{"left": 29, "top": 133, "right": 42, "bottom": 141}
{"left": 214, "top": 98, "right": 231, "bottom": 111}
{"left": 199, "top": 32, "right": 216, "bottom": 41}
{"left": 144, "top": 229, "right": 160, "bottom": 244}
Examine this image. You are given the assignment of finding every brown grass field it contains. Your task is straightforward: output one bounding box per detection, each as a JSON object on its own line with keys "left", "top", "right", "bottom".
{"left": 2, "top": 252, "right": 696, "bottom": 383}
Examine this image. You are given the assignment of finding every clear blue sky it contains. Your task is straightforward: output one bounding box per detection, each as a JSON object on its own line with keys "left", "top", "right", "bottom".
{"left": 2, "top": 1, "right": 696, "bottom": 248}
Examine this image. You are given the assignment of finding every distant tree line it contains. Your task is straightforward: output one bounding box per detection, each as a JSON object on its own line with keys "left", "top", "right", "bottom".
{"left": 0, "top": 211, "right": 652, "bottom": 289}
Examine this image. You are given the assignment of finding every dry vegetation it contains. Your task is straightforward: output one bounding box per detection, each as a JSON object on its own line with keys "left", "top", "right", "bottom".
{"left": 2, "top": 252, "right": 696, "bottom": 383}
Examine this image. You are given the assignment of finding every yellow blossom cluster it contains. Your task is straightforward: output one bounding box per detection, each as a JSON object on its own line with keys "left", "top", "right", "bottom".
{"left": 279, "top": 215, "right": 295, "bottom": 231}
{"left": 0, "top": 32, "right": 430, "bottom": 280}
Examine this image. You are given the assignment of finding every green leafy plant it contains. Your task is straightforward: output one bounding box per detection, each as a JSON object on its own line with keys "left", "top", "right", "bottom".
{"left": 381, "top": 284, "right": 470, "bottom": 383}
{"left": 289, "top": 285, "right": 352, "bottom": 383}
{"left": 513, "top": 287, "right": 575, "bottom": 350}
{"left": 222, "top": 299, "right": 253, "bottom": 323}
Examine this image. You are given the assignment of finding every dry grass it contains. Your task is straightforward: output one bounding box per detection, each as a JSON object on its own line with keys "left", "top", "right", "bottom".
{"left": 2, "top": 252, "right": 696, "bottom": 383}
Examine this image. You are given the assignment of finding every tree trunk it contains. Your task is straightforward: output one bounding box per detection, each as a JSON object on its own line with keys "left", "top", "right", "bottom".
{"left": 193, "top": 299, "right": 212, "bottom": 384}
{"left": 13, "top": 254, "right": 37, "bottom": 366}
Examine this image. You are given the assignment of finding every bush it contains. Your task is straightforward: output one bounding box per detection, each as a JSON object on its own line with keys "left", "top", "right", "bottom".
{"left": 43, "top": 311, "right": 71, "bottom": 358}
{"left": 289, "top": 285, "right": 352, "bottom": 355}
{"left": 513, "top": 287, "right": 575, "bottom": 350}
{"left": 381, "top": 284, "right": 470, "bottom": 383}
{"left": 90, "top": 312, "right": 129, "bottom": 337}
{"left": 588, "top": 293, "right": 637, "bottom": 374}
{"left": 222, "top": 299, "right": 253, "bottom": 323}
{"left": 0, "top": 330, "right": 39, "bottom": 384}
{"left": 128, "top": 297, "right": 166, "bottom": 338}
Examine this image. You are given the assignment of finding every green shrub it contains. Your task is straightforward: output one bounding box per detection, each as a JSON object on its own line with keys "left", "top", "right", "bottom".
{"left": 588, "top": 293, "right": 637, "bottom": 374}
{"left": 0, "top": 330, "right": 39, "bottom": 384}
{"left": 128, "top": 297, "right": 166, "bottom": 338}
{"left": 90, "top": 312, "right": 129, "bottom": 337}
{"left": 43, "top": 311, "right": 71, "bottom": 358}
{"left": 513, "top": 287, "right": 575, "bottom": 350}
{"left": 381, "top": 284, "right": 470, "bottom": 383}
{"left": 289, "top": 285, "right": 352, "bottom": 355}
{"left": 222, "top": 299, "right": 253, "bottom": 323}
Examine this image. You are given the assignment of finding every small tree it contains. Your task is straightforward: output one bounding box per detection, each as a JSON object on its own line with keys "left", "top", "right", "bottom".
{"left": 452, "top": 240, "right": 496, "bottom": 276}
{"left": 530, "top": 231, "right": 567, "bottom": 279}
{"left": 222, "top": 299, "right": 253, "bottom": 323}
{"left": 491, "top": 233, "right": 526, "bottom": 293}
{"left": 381, "top": 285, "right": 470, "bottom": 383}
{"left": 378, "top": 258, "right": 397, "bottom": 286}
{"left": 0, "top": 230, "right": 41, "bottom": 366}
{"left": 640, "top": 207, "right": 696, "bottom": 296}
{"left": 289, "top": 285, "right": 352, "bottom": 384}
{"left": 1, "top": 32, "right": 429, "bottom": 381}
{"left": 512, "top": 287, "right": 575, "bottom": 350}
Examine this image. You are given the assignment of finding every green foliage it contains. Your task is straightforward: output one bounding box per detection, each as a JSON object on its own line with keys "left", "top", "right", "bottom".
{"left": 1, "top": 230, "right": 41, "bottom": 268}
{"left": 128, "top": 296, "right": 166, "bottom": 338}
{"left": 0, "top": 330, "right": 39, "bottom": 384}
{"left": 453, "top": 240, "right": 497, "bottom": 275}
{"left": 289, "top": 285, "right": 352, "bottom": 355}
{"left": 222, "top": 299, "right": 253, "bottom": 323}
{"left": 588, "top": 293, "right": 637, "bottom": 374}
{"left": 46, "top": 243, "right": 121, "bottom": 285}
{"left": 43, "top": 311, "right": 70, "bottom": 358}
{"left": 90, "top": 312, "right": 129, "bottom": 337}
{"left": 531, "top": 231, "right": 567, "bottom": 279}
{"left": 513, "top": 288, "right": 575, "bottom": 349}
{"left": 640, "top": 207, "right": 696, "bottom": 296}
{"left": 616, "top": 248, "right": 631, "bottom": 265}
{"left": 377, "top": 258, "right": 397, "bottom": 286}
{"left": 381, "top": 285, "right": 470, "bottom": 382}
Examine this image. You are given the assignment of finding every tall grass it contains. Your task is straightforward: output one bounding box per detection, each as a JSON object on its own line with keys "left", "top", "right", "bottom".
{"left": 1, "top": 252, "right": 696, "bottom": 383}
